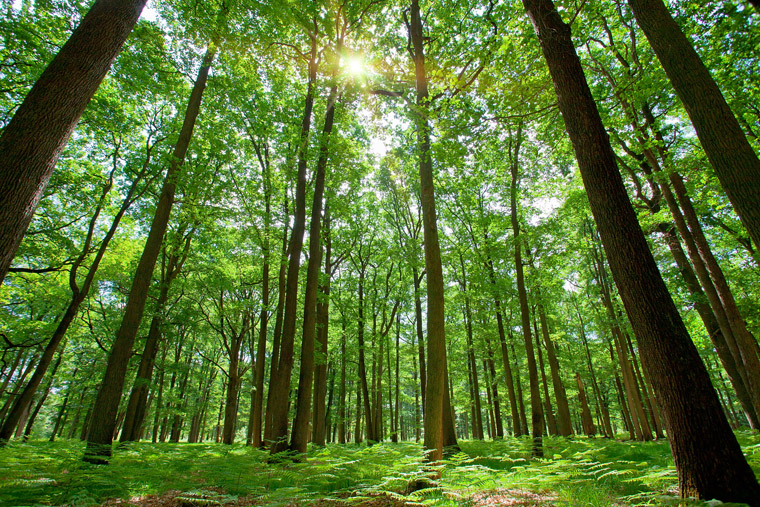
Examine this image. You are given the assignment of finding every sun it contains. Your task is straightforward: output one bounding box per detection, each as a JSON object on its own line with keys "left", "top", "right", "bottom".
{"left": 344, "top": 56, "right": 365, "bottom": 76}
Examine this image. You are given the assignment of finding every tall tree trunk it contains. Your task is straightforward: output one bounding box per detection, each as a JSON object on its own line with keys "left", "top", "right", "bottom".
{"left": 511, "top": 342, "right": 529, "bottom": 436}
{"left": 23, "top": 348, "right": 64, "bottom": 440}
{"left": 84, "top": 46, "right": 215, "bottom": 463}
{"left": 311, "top": 205, "right": 333, "bottom": 447}
{"left": 412, "top": 267, "right": 426, "bottom": 413}
{"left": 521, "top": 1, "right": 760, "bottom": 500}
{"left": 338, "top": 319, "right": 347, "bottom": 444}
{"left": 537, "top": 299, "right": 573, "bottom": 437}
{"left": 0, "top": 0, "right": 147, "bottom": 283}
{"left": 291, "top": 83, "right": 337, "bottom": 455}
{"left": 657, "top": 223, "right": 759, "bottom": 428}
{"left": 576, "top": 373, "right": 596, "bottom": 436}
{"left": 268, "top": 36, "right": 317, "bottom": 458}
{"left": 264, "top": 207, "right": 289, "bottom": 445}
{"left": 577, "top": 312, "right": 612, "bottom": 438}
{"left": 250, "top": 157, "right": 272, "bottom": 447}
{"left": 356, "top": 266, "right": 375, "bottom": 443}
{"left": 121, "top": 232, "right": 193, "bottom": 443}
{"left": 459, "top": 255, "right": 484, "bottom": 440}
{"left": 508, "top": 124, "right": 544, "bottom": 457}
{"left": 534, "top": 317, "right": 557, "bottom": 436}
{"left": 409, "top": 0, "right": 453, "bottom": 462}
{"left": 483, "top": 335, "right": 504, "bottom": 438}
{"left": 627, "top": 0, "right": 760, "bottom": 251}
{"left": 1, "top": 163, "right": 146, "bottom": 443}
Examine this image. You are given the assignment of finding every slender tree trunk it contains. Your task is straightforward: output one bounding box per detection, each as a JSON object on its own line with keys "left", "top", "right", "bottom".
{"left": 511, "top": 343, "right": 529, "bottom": 436}
{"left": 338, "top": 319, "right": 347, "bottom": 444}
{"left": 250, "top": 167, "right": 272, "bottom": 447}
{"left": 412, "top": 267, "right": 426, "bottom": 413}
{"left": 23, "top": 349, "right": 64, "bottom": 439}
{"left": 538, "top": 298, "right": 572, "bottom": 436}
{"left": 290, "top": 87, "right": 335, "bottom": 454}
{"left": 576, "top": 373, "right": 596, "bottom": 436}
{"left": 508, "top": 127, "right": 543, "bottom": 456}
{"left": 521, "top": 1, "right": 760, "bottom": 500}
{"left": 409, "top": 0, "right": 453, "bottom": 462}
{"left": 1, "top": 166, "right": 144, "bottom": 443}
{"left": 268, "top": 37, "right": 317, "bottom": 457}
{"left": 576, "top": 310, "right": 612, "bottom": 437}
{"left": 0, "top": 0, "right": 147, "bottom": 283}
{"left": 657, "top": 223, "right": 759, "bottom": 428}
{"left": 534, "top": 318, "right": 557, "bottom": 436}
{"left": 483, "top": 360, "right": 495, "bottom": 439}
{"left": 484, "top": 335, "right": 504, "bottom": 438}
{"left": 312, "top": 205, "right": 333, "bottom": 447}
{"left": 487, "top": 264, "right": 521, "bottom": 436}
{"left": 84, "top": 46, "right": 215, "bottom": 463}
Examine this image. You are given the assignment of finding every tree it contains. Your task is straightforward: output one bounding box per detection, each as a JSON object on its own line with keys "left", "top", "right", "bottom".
{"left": 520, "top": 0, "right": 760, "bottom": 501}
{"left": 84, "top": 45, "right": 216, "bottom": 463}
{"left": 626, "top": 0, "right": 760, "bottom": 253}
{"left": 0, "top": 0, "right": 147, "bottom": 284}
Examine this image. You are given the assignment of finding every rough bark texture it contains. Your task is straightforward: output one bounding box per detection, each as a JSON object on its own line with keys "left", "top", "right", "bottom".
{"left": 84, "top": 47, "right": 215, "bottom": 462}
{"left": 627, "top": 0, "right": 760, "bottom": 251}
{"left": 521, "top": 0, "right": 760, "bottom": 501}
{"left": 0, "top": 0, "right": 147, "bottom": 284}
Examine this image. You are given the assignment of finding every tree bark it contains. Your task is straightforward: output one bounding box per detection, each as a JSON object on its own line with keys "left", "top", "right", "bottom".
{"left": 627, "top": 0, "right": 760, "bottom": 251}
{"left": 0, "top": 0, "right": 147, "bottom": 283}
{"left": 521, "top": 0, "right": 760, "bottom": 500}
{"left": 312, "top": 205, "right": 333, "bottom": 447}
{"left": 508, "top": 123, "right": 543, "bottom": 457}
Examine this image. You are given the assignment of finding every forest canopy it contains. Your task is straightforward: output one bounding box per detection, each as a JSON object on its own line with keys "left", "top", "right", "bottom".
{"left": 1, "top": 0, "right": 760, "bottom": 505}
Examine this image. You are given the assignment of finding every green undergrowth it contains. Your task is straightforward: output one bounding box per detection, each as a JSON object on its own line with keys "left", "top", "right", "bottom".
{"left": 1, "top": 432, "right": 759, "bottom": 506}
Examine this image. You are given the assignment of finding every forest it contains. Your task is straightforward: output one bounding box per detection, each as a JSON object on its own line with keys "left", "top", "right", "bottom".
{"left": 1, "top": 0, "right": 760, "bottom": 505}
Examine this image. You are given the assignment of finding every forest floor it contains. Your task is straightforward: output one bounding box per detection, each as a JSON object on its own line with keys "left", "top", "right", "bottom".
{"left": 2, "top": 433, "right": 759, "bottom": 506}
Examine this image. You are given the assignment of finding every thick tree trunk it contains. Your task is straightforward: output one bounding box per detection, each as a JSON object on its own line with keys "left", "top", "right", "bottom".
{"left": 0, "top": 0, "right": 146, "bottom": 283}
{"left": 264, "top": 211, "right": 289, "bottom": 445}
{"left": 627, "top": 0, "right": 760, "bottom": 251}
{"left": 84, "top": 46, "right": 215, "bottom": 463}
{"left": 521, "top": 1, "right": 760, "bottom": 501}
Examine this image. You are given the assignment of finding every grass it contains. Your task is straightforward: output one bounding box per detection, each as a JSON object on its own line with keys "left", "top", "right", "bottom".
{"left": 1, "top": 432, "right": 759, "bottom": 506}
